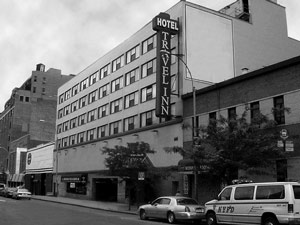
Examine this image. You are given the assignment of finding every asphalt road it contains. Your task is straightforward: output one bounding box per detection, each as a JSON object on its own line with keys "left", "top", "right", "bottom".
{"left": 0, "top": 196, "right": 198, "bottom": 225}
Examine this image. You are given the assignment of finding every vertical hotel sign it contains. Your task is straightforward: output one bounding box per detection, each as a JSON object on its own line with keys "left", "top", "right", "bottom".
{"left": 152, "top": 13, "right": 179, "bottom": 117}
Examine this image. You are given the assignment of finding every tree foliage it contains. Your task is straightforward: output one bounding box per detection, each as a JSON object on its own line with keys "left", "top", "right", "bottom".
{"left": 166, "top": 110, "right": 287, "bottom": 184}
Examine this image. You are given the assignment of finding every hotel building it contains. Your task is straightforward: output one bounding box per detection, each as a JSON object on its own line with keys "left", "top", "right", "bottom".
{"left": 54, "top": 0, "right": 300, "bottom": 202}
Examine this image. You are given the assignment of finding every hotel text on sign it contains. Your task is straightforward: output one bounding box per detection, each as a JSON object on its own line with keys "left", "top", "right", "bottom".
{"left": 152, "top": 13, "right": 179, "bottom": 118}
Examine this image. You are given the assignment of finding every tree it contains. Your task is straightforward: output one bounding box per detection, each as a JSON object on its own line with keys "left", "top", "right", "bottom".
{"left": 166, "top": 109, "right": 287, "bottom": 185}
{"left": 102, "top": 142, "right": 156, "bottom": 206}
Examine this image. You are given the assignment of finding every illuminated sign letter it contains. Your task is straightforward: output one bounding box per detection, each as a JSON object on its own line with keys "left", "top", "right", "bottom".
{"left": 152, "top": 12, "right": 179, "bottom": 118}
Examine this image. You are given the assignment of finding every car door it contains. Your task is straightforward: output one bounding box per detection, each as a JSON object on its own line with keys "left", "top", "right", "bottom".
{"left": 147, "top": 198, "right": 163, "bottom": 218}
{"left": 215, "top": 187, "right": 233, "bottom": 224}
{"left": 155, "top": 198, "right": 171, "bottom": 218}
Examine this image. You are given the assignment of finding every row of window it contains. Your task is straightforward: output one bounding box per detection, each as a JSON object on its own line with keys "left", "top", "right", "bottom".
{"left": 57, "top": 109, "right": 160, "bottom": 149}
{"left": 195, "top": 96, "right": 285, "bottom": 134}
{"left": 58, "top": 35, "right": 157, "bottom": 105}
{"left": 58, "top": 83, "right": 157, "bottom": 120}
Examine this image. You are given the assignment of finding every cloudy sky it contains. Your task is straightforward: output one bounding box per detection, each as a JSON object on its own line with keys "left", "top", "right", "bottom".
{"left": 0, "top": 0, "right": 299, "bottom": 111}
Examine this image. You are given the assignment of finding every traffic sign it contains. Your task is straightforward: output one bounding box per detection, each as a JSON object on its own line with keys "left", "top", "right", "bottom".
{"left": 280, "top": 129, "right": 288, "bottom": 139}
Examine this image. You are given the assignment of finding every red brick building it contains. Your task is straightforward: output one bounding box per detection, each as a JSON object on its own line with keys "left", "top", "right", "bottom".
{"left": 182, "top": 55, "right": 300, "bottom": 203}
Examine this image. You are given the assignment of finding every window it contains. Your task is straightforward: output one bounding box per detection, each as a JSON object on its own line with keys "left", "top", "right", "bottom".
{"left": 228, "top": 107, "right": 236, "bottom": 121}
{"left": 33, "top": 76, "right": 37, "bottom": 82}
{"left": 71, "top": 101, "right": 78, "bottom": 112}
{"left": 234, "top": 186, "right": 254, "bottom": 200}
{"left": 99, "top": 83, "right": 109, "bottom": 99}
{"left": 124, "top": 92, "right": 139, "bottom": 109}
{"left": 100, "top": 64, "right": 110, "bottom": 79}
{"left": 87, "top": 109, "right": 97, "bottom": 122}
{"left": 25, "top": 97, "right": 29, "bottom": 102}
{"left": 142, "top": 35, "right": 156, "bottom": 54}
{"left": 126, "top": 45, "right": 140, "bottom": 64}
{"left": 140, "top": 110, "right": 156, "bottom": 127}
{"left": 57, "top": 124, "right": 62, "bottom": 134}
{"left": 256, "top": 185, "right": 285, "bottom": 199}
{"left": 250, "top": 101, "right": 260, "bottom": 122}
{"left": 141, "top": 58, "right": 156, "bottom": 78}
{"left": 19, "top": 96, "right": 24, "bottom": 102}
{"left": 64, "top": 105, "right": 70, "bottom": 116}
{"left": 293, "top": 186, "right": 300, "bottom": 199}
{"left": 124, "top": 115, "right": 138, "bottom": 132}
{"left": 63, "top": 121, "right": 69, "bottom": 131}
{"left": 110, "top": 98, "right": 122, "bottom": 114}
{"left": 219, "top": 187, "right": 232, "bottom": 201}
{"left": 80, "top": 78, "right": 89, "bottom": 91}
{"left": 98, "top": 104, "right": 109, "bottom": 118}
{"left": 89, "top": 71, "right": 98, "bottom": 86}
{"left": 110, "top": 120, "right": 121, "bottom": 135}
{"left": 87, "top": 128, "right": 96, "bottom": 141}
{"left": 78, "top": 132, "right": 85, "bottom": 143}
{"left": 79, "top": 95, "right": 87, "bottom": 108}
{"left": 66, "top": 181, "right": 86, "bottom": 195}
{"left": 125, "top": 68, "right": 139, "bottom": 86}
{"left": 59, "top": 94, "right": 64, "bottom": 104}
{"left": 98, "top": 125, "right": 107, "bottom": 138}
{"left": 58, "top": 109, "right": 64, "bottom": 119}
{"left": 112, "top": 55, "right": 125, "bottom": 72}
{"left": 111, "top": 76, "right": 123, "bottom": 92}
{"left": 62, "top": 137, "right": 69, "bottom": 147}
{"left": 70, "top": 118, "right": 77, "bottom": 129}
{"left": 209, "top": 112, "right": 217, "bottom": 122}
{"left": 57, "top": 139, "right": 62, "bottom": 149}
{"left": 33, "top": 87, "right": 36, "bottom": 93}
{"left": 88, "top": 90, "right": 97, "bottom": 103}
{"left": 141, "top": 84, "right": 156, "bottom": 102}
{"left": 70, "top": 135, "right": 76, "bottom": 145}
{"left": 72, "top": 84, "right": 79, "bottom": 96}
{"left": 273, "top": 96, "right": 285, "bottom": 125}
{"left": 78, "top": 114, "right": 86, "bottom": 126}
{"left": 65, "top": 89, "right": 71, "bottom": 100}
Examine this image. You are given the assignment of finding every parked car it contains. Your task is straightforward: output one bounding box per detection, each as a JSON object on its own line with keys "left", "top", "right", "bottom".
{"left": 0, "top": 183, "right": 6, "bottom": 196}
{"left": 3, "top": 187, "right": 16, "bottom": 198}
{"left": 12, "top": 188, "right": 31, "bottom": 200}
{"left": 205, "top": 182, "right": 300, "bottom": 225}
{"left": 138, "top": 196, "right": 205, "bottom": 224}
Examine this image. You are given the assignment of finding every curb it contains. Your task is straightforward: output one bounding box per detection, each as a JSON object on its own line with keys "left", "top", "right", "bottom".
{"left": 32, "top": 196, "right": 137, "bottom": 215}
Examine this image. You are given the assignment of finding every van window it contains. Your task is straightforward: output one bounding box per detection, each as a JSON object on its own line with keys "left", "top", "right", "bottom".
{"left": 256, "top": 185, "right": 284, "bottom": 199}
{"left": 219, "top": 187, "right": 232, "bottom": 201}
{"left": 234, "top": 186, "right": 254, "bottom": 200}
{"left": 293, "top": 186, "right": 300, "bottom": 199}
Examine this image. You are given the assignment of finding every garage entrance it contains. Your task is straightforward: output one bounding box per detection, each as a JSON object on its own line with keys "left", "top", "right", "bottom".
{"left": 93, "top": 178, "right": 118, "bottom": 202}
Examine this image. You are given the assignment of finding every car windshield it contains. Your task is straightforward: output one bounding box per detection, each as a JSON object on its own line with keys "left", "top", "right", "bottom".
{"left": 176, "top": 198, "right": 198, "bottom": 205}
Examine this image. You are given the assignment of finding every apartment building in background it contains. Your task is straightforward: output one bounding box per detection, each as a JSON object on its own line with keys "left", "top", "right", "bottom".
{"left": 54, "top": 0, "right": 300, "bottom": 202}
{"left": 0, "top": 64, "right": 73, "bottom": 187}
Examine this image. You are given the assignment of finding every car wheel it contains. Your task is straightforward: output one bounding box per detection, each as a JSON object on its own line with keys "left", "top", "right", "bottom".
{"left": 263, "top": 216, "right": 278, "bottom": 225}
{"left": 167, "top": 212, "right": 176, "bottom": 224}
{"left": 206, "top": 212, "right": 217, "bottom": 225}
{"left": 139, "top": 209, "right": 147, "bottom": 220}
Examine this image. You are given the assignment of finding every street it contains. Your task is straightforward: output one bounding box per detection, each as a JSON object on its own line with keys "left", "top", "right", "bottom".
{"left": 0, "top": 196, "right": 198, "bottom": 225}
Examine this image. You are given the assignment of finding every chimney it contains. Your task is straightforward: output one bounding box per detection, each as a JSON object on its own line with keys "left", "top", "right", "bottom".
{"left": 36, "top": 63, "right": 45, "bottom": 72}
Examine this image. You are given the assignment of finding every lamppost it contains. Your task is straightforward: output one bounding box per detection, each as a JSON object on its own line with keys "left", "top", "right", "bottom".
{"left": 170, "top": 53, "right": 197, "bottom": 200}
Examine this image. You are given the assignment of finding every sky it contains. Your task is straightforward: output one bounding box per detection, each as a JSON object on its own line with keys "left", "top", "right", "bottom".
{"left": 0, "top": 0, "right": 299, "bottom": 111}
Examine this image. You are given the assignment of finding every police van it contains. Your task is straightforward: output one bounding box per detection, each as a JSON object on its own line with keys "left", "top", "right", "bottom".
{"left": 205, "top": 182, "right": 300, "bottom": 225}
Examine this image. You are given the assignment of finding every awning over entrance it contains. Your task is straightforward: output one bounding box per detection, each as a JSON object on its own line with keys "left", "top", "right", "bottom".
{"left": 8, "top": 174, "right": 25, "bottom": 182}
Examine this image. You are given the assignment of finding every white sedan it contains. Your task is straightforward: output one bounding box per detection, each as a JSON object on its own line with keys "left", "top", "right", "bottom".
{"left": 12, "top": 188, "right": 32, "bottom": 200}
{"left": 138, "top": 196, "right": 205, "bottom": 224}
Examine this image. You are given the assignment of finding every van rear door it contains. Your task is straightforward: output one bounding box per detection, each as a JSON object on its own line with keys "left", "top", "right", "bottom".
{"left": 292, "top": 185, "right": 300, "bottom": 214}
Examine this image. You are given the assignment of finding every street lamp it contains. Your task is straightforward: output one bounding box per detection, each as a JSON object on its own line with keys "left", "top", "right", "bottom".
{"left": 170, "top": 53, "right": 198, "bottom": 200}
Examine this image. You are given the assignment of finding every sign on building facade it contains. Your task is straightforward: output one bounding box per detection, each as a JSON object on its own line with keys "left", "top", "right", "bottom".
{"left": 152, "top": 12, "right": 179, "bottom": 117}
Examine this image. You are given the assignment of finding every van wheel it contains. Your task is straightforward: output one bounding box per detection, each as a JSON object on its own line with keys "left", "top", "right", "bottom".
{"left": 206, "top": 212, "right": 217, "bottom": 225}
{"left": 263, "top": 216, "right": 278, "bottom": 225}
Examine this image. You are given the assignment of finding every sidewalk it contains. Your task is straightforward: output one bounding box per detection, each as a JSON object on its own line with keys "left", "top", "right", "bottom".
{"left": 31, "top": 195, "right": 138, "bottom": 215}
